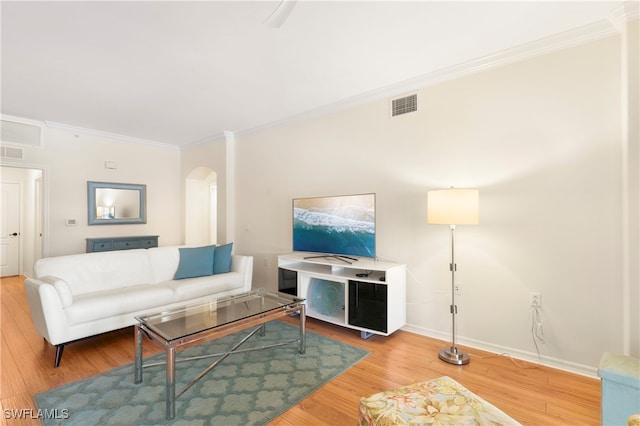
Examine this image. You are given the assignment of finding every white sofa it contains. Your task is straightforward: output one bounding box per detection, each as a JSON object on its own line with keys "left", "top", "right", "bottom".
{"left": 24, "top": 246, "right": 253, "bottom": 367}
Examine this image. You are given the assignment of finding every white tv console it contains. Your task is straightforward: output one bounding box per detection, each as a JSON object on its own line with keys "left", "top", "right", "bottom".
{"left": 277, "top": 252, "right": 406, "bottom": 339}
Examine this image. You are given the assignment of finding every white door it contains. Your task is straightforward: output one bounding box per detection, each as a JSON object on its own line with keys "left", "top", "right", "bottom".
{"left": 1, "top": 182, "right": 21, "bottom": 276}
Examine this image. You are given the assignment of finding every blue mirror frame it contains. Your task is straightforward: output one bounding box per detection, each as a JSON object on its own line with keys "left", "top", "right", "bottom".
{"left": 87, "top": 181, "right": 147, "bottom": 225}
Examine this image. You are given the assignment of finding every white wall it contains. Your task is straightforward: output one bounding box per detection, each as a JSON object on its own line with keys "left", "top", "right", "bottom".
{"left": 3, "top": 126, "right": 182, "bottom": 257}
{"left": 234, "top": 34, "right": 628, "bottom": 373}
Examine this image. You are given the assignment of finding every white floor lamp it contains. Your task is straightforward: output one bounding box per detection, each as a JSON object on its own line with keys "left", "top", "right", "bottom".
{"left": 427, "top": 188, "right": 479, "bottom": 365}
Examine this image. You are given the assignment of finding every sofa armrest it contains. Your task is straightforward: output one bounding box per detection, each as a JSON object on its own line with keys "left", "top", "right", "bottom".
{"left": 231, "top": 255, "right": 253, "bottom": 291}
{"left": 39, "top": 275, "right": 73, "bottom": 307}
{"left": 23, "top": 277, "right": 69, "bottom": 345}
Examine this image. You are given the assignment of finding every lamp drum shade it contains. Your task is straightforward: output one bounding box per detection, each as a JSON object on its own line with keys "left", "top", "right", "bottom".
{"left": 427, "top": 189, "right": 479, "bottom": 225}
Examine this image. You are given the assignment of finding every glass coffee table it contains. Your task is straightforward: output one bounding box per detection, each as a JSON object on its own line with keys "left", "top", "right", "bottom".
{"left": 134, "top": 288, "right": 306, "bottom": 419}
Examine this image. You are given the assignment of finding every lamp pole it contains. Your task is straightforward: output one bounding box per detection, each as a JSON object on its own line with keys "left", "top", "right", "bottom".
{"left": 438, "top": 224, "right": 469, "bottom": 365}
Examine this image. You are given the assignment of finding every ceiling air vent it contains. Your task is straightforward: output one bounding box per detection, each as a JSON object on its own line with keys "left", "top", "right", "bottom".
{"left": 391, "top": 93, "right": 418, "bottom": 117}
{"left": 1, "top": 146, "right": 24, "bottom": 160}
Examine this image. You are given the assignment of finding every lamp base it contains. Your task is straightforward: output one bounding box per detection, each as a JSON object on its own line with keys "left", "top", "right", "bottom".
{"left": 438, "top": 347, "right": 470, "bottom": 365}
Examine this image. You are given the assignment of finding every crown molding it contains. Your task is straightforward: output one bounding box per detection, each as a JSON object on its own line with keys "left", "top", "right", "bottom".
{"left": 44, "top": 121, "right": 180, "bottom": 151}
{"left": 237, "top": 18, "right": 619, "bottom": 139}
{"left": 609, "top": 1, "right": 640, "bottom": 32}
{"left": 1, "top": 114, "right": 45, "bottom": 128}
{"left": 180, "top": 131, "right": 227, "bottom": 152}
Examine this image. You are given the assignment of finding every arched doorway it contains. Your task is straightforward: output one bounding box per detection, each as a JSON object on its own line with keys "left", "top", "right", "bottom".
{"left": 184, "top": 167, "right": 217, "bottom": 246}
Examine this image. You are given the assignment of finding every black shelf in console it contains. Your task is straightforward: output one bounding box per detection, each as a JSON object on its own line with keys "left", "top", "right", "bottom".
{"left": 348, "top": 280, "right": 388, "bottom": 333}
{"left": 278, "top": 268, "right": 298, "bottom": 296}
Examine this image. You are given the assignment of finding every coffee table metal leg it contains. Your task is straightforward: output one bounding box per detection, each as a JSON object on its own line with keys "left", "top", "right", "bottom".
{"left": 134, "top": 325, "right": 143, "bottom": 384}
{"left": 166, "top": 347, "right": 176, "bottom": 420}
{"left": 299, "top": 304, "right": 306, "bottom": 354}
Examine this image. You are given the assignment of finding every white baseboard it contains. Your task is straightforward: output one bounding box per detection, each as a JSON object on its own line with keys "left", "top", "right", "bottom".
{"left": 402, "top": 323, "right": 599, "bottom": 379}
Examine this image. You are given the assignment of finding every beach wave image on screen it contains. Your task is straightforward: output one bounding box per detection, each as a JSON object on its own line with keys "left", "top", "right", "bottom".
{"left": 293, "top": 193, "right": 375, "bottom": 258}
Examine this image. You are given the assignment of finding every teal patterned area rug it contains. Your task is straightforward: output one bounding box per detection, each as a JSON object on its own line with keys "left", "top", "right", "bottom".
{"left": 35, "top": 320, "right": 369, "bottom": 425}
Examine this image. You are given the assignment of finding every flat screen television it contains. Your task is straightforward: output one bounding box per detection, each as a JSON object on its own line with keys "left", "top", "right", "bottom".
{"left": 293, "top": 193, "right": 375, "bottom": 262}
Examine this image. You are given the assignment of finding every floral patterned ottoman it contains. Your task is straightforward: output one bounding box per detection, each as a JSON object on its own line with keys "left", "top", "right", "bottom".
{"left": 358, "top": 376, "right": 521, "bottom": 425}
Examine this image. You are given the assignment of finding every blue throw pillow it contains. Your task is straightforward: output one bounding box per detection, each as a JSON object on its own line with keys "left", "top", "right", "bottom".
{"left": 174, "top": 245, "right": 216, "bottom": 279}
{"left": 213, "top": 242, "right": 233, "bottom": 274}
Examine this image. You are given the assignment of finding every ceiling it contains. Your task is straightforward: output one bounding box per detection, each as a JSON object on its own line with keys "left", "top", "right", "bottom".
{"left": 0, "top": 1, "right": 625, "bottom": 149}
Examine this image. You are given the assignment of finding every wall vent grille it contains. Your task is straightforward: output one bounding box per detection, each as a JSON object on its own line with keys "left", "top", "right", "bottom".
{"left": 391, "top": 93, "right": 418, "bottom": 117}
{"left": 1, "top": 146, "right": 24, "bottom": 160}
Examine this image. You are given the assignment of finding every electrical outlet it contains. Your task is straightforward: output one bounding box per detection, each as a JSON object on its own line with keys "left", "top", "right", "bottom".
{"left": 530, "top": 292, "right": 542, "bottom": 307}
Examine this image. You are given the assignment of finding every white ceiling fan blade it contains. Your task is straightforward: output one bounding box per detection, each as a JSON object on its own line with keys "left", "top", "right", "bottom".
{"left": 263, "top": 0, "right": 297, "bottom": 28}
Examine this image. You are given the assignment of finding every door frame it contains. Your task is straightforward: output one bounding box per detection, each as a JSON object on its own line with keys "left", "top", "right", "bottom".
{"left": 0, "top": 161, "right": 49, "bottom": 275}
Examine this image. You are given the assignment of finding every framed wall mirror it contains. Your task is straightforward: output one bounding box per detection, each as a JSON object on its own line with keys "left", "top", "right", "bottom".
{"left": 87, "top": 181, "right": 147, "bottom": 225}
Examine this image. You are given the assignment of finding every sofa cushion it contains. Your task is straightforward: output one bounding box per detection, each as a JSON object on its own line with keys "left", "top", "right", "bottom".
{"left": 213, "top": 242, "right": 233, "bottom": 274}
{"left": 165, "top": 272, "right": 243, "bottom": 302}
{"left": 65, "top": 285, "right": 175, "bottom": 325}
{"left": 174, "top": 245, "right": 216, "bottom": 279}
{"left": 147, "top": 246, "right": 180, "bottom": 284}
{"left": 35, "top": 249, "right": 155, "bottom": 296}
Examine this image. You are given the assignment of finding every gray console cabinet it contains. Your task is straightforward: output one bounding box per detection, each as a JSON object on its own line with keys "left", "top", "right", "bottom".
{"left": 86, "top": 235, "right": 159, "bottom": 253}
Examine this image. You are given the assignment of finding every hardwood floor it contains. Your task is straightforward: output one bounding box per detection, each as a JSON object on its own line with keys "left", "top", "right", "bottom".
{"left": 1, "top": 275, "right": 600, "bottom": 425}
